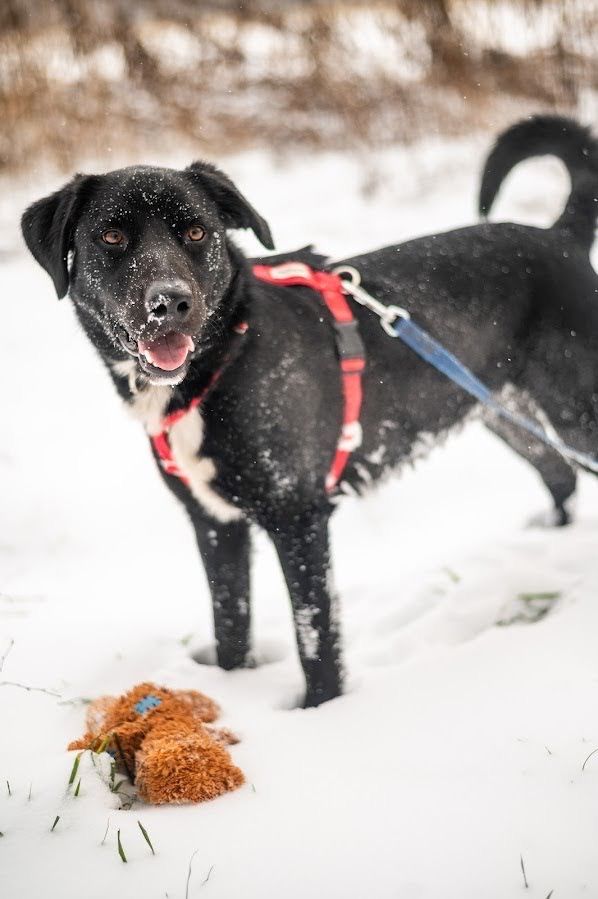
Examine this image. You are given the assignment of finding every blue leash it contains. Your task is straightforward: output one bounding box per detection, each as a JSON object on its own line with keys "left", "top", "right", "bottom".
{"left": 333, "top": 265, "right": 598, "bottom": 475}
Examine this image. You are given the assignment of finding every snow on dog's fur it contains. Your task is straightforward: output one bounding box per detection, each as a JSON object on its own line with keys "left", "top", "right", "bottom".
{"left": 21, "top": 115, "right": 598, "bottom": 706}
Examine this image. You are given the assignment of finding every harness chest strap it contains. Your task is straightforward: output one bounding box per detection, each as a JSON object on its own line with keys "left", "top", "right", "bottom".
{"left": 253, "top": 262, "right": 366, "bottom": 492}
{"left": 151, "top": 262, "right": 366, "bottom": 494}
{"left": 150, "top": 323, "right": 248, "bottom": 485}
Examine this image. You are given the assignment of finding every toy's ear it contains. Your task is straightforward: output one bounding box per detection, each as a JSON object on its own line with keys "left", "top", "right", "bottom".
{"left": 177, "top": 689, "right": 219, "bottom": 723}
{"left": 186, "top": 161, "right": 275, "bottom": 250}
{"left": 21, "top": 175, "right": 91, "bottom": 298}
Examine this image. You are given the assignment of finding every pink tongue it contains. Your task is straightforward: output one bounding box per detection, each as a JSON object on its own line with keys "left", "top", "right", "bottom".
{"left": 138, "top": 332, "right": 195, "bottom": 372}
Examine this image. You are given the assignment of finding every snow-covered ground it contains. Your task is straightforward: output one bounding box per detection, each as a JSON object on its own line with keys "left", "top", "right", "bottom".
{"left": 2, "top": 133, "right": 598, "bottom": 899}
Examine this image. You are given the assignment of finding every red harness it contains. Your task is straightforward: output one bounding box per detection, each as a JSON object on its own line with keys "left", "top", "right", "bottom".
{"left": 151, "top": 262, "right": 366, "bottom": 494}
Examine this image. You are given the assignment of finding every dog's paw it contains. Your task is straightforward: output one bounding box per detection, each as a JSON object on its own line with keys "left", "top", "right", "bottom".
{"left": 191, "top": 639, "right": 287, "bottom": 669}
{"left": 302, "top": 687, "right": 342, "bottom": 709}
{"left": 527, "top": 502, "right": 573, "bottom": 529}
{"left": 191, "top": 644, "right": 250, "bottom": 669}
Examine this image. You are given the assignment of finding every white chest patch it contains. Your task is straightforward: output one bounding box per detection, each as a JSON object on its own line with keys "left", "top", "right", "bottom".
{"left": 167, "top": 408, "right": 242, "bottom": 523}
{"left": 116, "top": 365, "right": 242, "bottom": 523}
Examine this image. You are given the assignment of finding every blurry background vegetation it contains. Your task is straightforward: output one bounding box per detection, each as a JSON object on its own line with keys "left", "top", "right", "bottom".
{"left": 1, "top": 0, "right": 597, "bottom": 176}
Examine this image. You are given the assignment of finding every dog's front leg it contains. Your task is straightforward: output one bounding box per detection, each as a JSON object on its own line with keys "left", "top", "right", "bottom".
{"left": 271, "top": 509, "right": 343, "bottom": 707}
{"left": 191, "top": 512, "right": 252, "bottom": 670}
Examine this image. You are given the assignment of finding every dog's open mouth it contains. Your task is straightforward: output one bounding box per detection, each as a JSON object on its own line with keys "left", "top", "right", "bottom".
{"left": 119, "top": 329, "right": 195, "bottom": 380}
{"left": 138, "top": 332, "right": 195, "bottom": 372}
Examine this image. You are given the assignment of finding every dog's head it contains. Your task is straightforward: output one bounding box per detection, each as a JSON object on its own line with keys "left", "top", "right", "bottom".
{"left": 22, "top": 162, "right": 274, "bottom": 385}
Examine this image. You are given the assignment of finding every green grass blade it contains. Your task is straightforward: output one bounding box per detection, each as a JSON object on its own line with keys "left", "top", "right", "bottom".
{"left": 443, "top": 567, "right": 461, "bottom": 583}
{"left": 68, "top": 752, "right": 82, "bottom": 787}
{"left": 518, "top": 591, "right": 561, "bottom": 603}
{"left": 138, "top": 820, "right": 156, "bottom": 855}
{"left": 117, "top": 829, "right": 127, "bottom": 863}
{"left": 96, "top": 733, "right": 113, "bottom": 755}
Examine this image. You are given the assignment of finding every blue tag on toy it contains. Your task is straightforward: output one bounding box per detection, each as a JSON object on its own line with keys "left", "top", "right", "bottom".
{"left": 135, "top": 694, "right": 162, "bottom": 715}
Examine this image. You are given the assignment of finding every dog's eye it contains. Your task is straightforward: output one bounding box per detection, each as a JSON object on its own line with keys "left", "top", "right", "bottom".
{"left": 185, "top": 225, "right": 206, "bottom": 242}
{"left": 101, "top": 229, "right": 125, "bottom": 246}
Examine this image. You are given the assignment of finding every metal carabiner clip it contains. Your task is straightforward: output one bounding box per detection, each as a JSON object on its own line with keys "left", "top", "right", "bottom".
{"left": 332, "top": 265, "right": 410, "bottom": 337}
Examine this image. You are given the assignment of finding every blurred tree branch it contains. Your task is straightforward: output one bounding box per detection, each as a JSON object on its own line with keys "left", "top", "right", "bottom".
{"left": 0, "top": 0, "right": 596, "bottom": 175}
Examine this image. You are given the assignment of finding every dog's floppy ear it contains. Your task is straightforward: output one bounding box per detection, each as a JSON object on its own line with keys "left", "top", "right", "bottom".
{"left": 21, "top": 175, "right": 90, "bottom": 298}
{"left": 187, "top": 161, "right": 274, "bottom": 250}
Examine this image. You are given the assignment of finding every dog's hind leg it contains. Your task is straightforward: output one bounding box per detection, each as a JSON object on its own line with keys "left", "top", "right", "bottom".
{"left": 191, "top": 512, "right": 253, "bottom": 670}
{"left": 270, "top": 508, "right": 343, "bottom": 707}
{"left": 482, "top": 385, "right": 577, "bottom": 526}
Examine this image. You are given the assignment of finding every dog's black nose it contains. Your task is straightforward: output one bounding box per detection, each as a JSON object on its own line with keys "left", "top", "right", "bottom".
{"left": 145, "top": 280, "right": 193, "bottom": 325}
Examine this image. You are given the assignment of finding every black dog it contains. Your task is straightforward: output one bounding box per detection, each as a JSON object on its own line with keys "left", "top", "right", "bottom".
{"left": 22, "top": 115, "right": 598, "bottom": 706}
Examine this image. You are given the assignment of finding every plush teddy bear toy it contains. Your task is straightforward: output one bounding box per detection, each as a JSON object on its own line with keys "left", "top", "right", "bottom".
{"left": 68, "top": 682, "right": 244, "bottom": 804}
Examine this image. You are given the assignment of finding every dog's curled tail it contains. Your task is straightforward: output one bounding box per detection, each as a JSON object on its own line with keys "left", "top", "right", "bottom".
{"left": 479, "top": 115, "right": 598, "bottom": 251}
